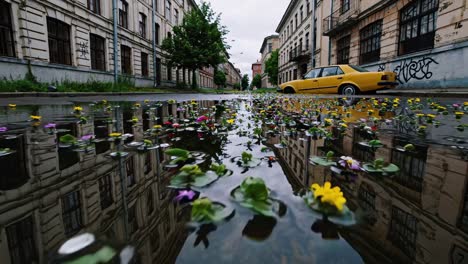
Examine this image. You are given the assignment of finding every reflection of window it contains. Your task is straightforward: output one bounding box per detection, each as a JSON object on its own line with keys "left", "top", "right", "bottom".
{"left": 144, "top": 152, "right": 152, "bottom": 175}
{"left": 99, "top": 174, "right": 113, "bottom": 210}
{"left": 331, "top": 127, "right": 343, "bottom": 150}
{"left": 337, "top": 35, "right": 350, "bottom": 64}
{"left": 305, "top": 69, "right": 321, "bottom": 79}
{"left": 62, "top": 191, "right": 83, "bottom": 236}
{"left": 399, "top": 0, "right": 438, "bottom": 55}
{"left": 126, "top": 157, "right": 136, "bottom": 187}
{"left": 388, "top": 206, "right": 417, "bottom": 258}
{"left": 360, "top": 20, "right": 382, "bottom": 64}
{"left": 358, "top": 184, "right": 375, "bottom": 211}
{"left": 147, "top": 188, "right": 154, "bottom": 215}
{"left": 150, "top": 228, "right": 160, "bottom": 252}
{"left": 0, "top": 0, "right": 15, "bottom": 57}
{"left": 128, "top": 204, "right": 138, "bottom": 234}
{"left": 460, "top": 181, "right": 468, "bottom": 233}
{"left": 0, "top": 135, "right": 28, "bottom": 190}
{"left": 94, "top": 118, "right": 111, "bottom": 154}
{"left": 391, "top": 138, "right": 427, "bottom": 192}
{"left": 47, "top": 17, "right": 71, "bottom": 65}
{"left": 57, "top": 123, "right": 80, "bottom": 170}
{"left": 352, "top": 127, "right": 375, "bottom": 162}
{"left": 6, "top": 215, "right": 38, "bottom": 264}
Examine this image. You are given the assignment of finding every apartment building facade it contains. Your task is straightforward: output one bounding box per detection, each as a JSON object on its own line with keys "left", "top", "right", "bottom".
{"left": 276, "top": 0, "right": 331, "bottom": 85}
{"left": 224, "top": 61, "right": 242, "bottom": 88}
{"left": 0, "top": 0, "right": 233, "bottom": 88}
{"left": 259, "top": 35, "right": 279, "bottom": 88}
{"left": 252, "top": 61, "right": 262, "bottom": 80}
{"left": 323, "top": 0, "right": 468, "bottom": 89}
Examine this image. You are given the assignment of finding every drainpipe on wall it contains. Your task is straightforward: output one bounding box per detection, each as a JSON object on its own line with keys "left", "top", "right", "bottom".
{"left": 152, "top": 0, "right": 158, "bottom": 87}
{"left": 328, "top": 0, "right": 333, "bottom": 65}
{"left": 112, "top": 0, "right": 119, "bottom": 84}
{"left": 311, "top": 0, "right": 317, "bottom": 68}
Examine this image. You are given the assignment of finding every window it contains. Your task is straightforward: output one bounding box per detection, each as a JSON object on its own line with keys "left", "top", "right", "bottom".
{"left": 360, "top": 20, "right": 382, "bottom": 64}
{"left": 305, "top": 33, "right": 310, "bottom": 50}
{"left": 341, "top": 0, "right": 350, "bottom": 14}
{"left": 0, "top": 135, "right": 28, "bottom": 190}
{"left": 150, "top": 228, "right": 160, "bottom": 252}
{"left": 388, "top": 207, "right": 418, "bottom": 258}
{"left": 147, "top": 188, "right": 154, "bottom": 215}
{"left": 290, "top": 21, "right": 293, "bottom": 34}
{"left": 358, "top": 184, "right": 375, "bottom": 211}
{"left": 141, "top": 52, "right": 148, "bottom": 77}
{"left": 139, "top": 13, "right": 147, "bottom": 38}
{"left": 293, "top": 69, "right": 297, "bottom": 80}
{"left": 167, "top": 63, "right": 172, "bottom": 81}
{"left": 307, "top": 0, "right": 310, "bottom": 13}
{"left": 174, "top": 9, "right": 179, "bottom": 25}
{"left": 121, "top": 45, "right": 131, "bottom": 74}
{"left": 128, "top": 204, "right": 138, "bottom": 234}
{"left": 268, "top": 43, "right": 273, "bottom": 53}
{"left": 321, "top": 66, "right": 341, "bottom": 77}
{"left": 295, "top": 14, "right": 298, "bottom": 28}
{"left": 155, "top": 23, "right": 160, "bottom": 45}
{"left": 336, "top": 35, "right": 350, "bottom": 64}
{"left": 57, "top": 123, "right": 79, "bottom": 170}
{"left": 391, "top": 139, "right": 427, "bottom": 192}
{"left": 144, "top": 151, "right": 152, "bottom": 174}
{"left": 300, "top": 5, "right": 304, "bottom": 21}
{"left": 126, "top": 157, "right": 136, "bottom": 187}
{"left": 62, "top": 191, "right": 83, "bottom": 236}
{"left": 0, "top": 0, "right": 15, "bottom": 57}
{"left": 6, "top": 216, "right": 38, "bottom": 264}
{"left": 99, "top": 174, "right": 113, "bottom": 210}
{"left": 165, "top": 0, "right": 172, "bottom": 21}
{"left": 88, "top": 0, "right": 100, "bottom": 14}
{"left": 93, "top": 118, "right": 111, "bottom": 154}
{"left": 118, "top": 0, "right": 128, "bottom": 29}
{"left": 399, "top": 0, "right": 439, "bottom": 55}
{"left": 90, "top": 34, "right": 105, "bottom": 71}
{"left": 47, "top": 17, "right": 71, "bottom": 65}
{"left": 352, "top": 127, "right": 376, "bottom": 162}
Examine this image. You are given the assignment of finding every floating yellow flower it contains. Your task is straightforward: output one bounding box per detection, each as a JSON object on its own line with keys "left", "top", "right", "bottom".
{"left": 427, "top": 114, "right": 436, "bottom": 118}
{"left": 464, "top": 102, "right": 468, "bottom": 106}
{"left": 340, "top": 123, "right": 348, "bottom": 128}
{"left": 102, "top": 99, "right": 108, "bottom": 105}
{"left": 30, "top": 115, "right": 41, "bottom": 121}
{"left": 260, "top": 110, "right": 266, "bottom": 114}
{"left": 8, "top": 104, "right": 16, "bottom": 108}
{"left": 415, "top": 98, "right": 420, "bottom": 103}
{"left": 227, "top": 119, "right": 235, "bottom": 125}
{"left": 311, "top": 182, "right": 347, "bottom": 212}
{"left": 455, "top": 112, "right": 464, "bottom": 119}
{"left": 153, "top": 125, "right": 162, "bottom": 129}
{"left": 144, "top": 99, "right": 150, "bottom": 104}
{"left": 134, "top": 103, "right": 141, "bottom": 108}
{"left": 416, "top": 113, "right": 425, "bottom": 117}
{"left": 232, "top": 113, "right": 238, "bottom": 117}
{"left": 74, "top": 106, "right": 83, "bottom": 112}
{"left": 109, "top": 132, "right": 122, "bottom": 137}
{"left": 131, "top": 117, "right": 139, "bottom": 123}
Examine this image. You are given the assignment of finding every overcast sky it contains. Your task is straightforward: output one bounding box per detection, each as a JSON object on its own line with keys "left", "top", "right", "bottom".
{"left": 204, "top": 0, "right": 290, "bottom": 79}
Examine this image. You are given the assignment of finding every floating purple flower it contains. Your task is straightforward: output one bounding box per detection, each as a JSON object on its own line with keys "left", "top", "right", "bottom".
{"left": 44, "top": 123, "right": 56, "bottom": 129}
{"left": 177, "top": 107, "right": 186, "bottom": 112}
{"left": 81, "top": 134, "right": 94, "bottom": 141}
{"left": 196, "top": 116, "right": 209, "bottom": 123}
{"left": 0, "top": 127, "right": 7, "bottom": 132}
{"left": 338, "top": 156, "right": 361, "bottom": 171}
{"left": 174, "top": 190, "right": 196, "bottom": 202}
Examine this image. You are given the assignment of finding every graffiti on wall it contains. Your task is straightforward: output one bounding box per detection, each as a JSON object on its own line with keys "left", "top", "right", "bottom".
{"left": 77, "top": 42, "right": 89, "bottom": 59}
{"left": 377, "top": 57, "right": 439, "bottom": 84}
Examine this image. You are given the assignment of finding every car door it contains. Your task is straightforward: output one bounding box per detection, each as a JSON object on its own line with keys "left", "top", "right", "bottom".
{"left": 298, "top": 68, "right": 322, "bottom": 93}
{"left": 317, "top": 66, "right": 345, "bottom": 94}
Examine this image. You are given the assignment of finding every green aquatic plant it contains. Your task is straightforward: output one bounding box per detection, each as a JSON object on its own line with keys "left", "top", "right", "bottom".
{"left": 241, "top": 151, "right": 253, "bottom": 164}
{"left": 210, "top": 163, "right": 227, "bottom": 176}
{"left": 165, "top": 148, "right": 191, "bottom": 165}
{"left": 363, "top": 158, "right": 399, "bottom": 175}
{"left": 310, "top": 151, "right": 336, "bottom": 167}
{"left": 170, "top": 165, "right": 218, "bottom": 188}
{"left": 191, "top": 198, "right": 233, "bottom": 223}
{"left": 404, "top": 144, "right": 415, "bottom": 152}
{"left": 231, "top": 177, "right": 276, "bottom": 217}
{"left": 59, "top": 134, "right": 77, "bottom": 145}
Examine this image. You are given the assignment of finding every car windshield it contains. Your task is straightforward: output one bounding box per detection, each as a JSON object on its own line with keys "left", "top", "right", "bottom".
{"left": 349, "top": 65, "right": 370, "bottom": 72}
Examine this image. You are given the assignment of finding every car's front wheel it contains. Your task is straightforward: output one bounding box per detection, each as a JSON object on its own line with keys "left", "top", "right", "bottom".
{"left": 284, "top": 87, "right": 295, "bottom": 94}
{"left": 340, "top": 85, "right": 358, "bottom": 96}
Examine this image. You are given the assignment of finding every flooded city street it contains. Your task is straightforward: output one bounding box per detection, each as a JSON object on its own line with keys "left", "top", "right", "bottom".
{"left": 0, "top": 94, "right": 467, "bottom": 264}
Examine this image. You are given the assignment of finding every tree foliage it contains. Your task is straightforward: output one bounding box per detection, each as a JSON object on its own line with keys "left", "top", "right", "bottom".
{"left": 241, "top": 74, "right": 249, "bottom": 90}
{"left": 214, "top": 69, "right": 227, "bottom": 87}
{"left": 252, "top": 74, "right": 262, "bottom": 89}
{"left": 265, "top": 49, "right": 279, "bottom": 86}
{"left": 162, "top": 2, "right": 229, "bottom": 89}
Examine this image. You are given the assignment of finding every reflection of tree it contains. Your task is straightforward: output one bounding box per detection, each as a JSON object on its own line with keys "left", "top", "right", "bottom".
{"left": 194, "top": 224, "right": 217, "bottom": 249}
{"left": 242, "top": 215, "right": 277, "bottom": 241}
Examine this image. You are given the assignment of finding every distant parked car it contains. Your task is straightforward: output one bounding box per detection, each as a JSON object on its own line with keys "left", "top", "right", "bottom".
{"left": 278, "top": 65, "right": 398, "bottom": 95}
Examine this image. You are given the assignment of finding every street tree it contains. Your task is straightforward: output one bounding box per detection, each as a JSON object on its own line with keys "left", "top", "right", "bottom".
{"left": 162, "top": 2, "right": 229, "bottom": 89}
{"left": 252, "top": 74, "right": 262, "bottom": 89}
{"left": 214, "top": 69, "right": 227, "bottom": 88}
{"left": 241, "top": 74, "right": 249, "bottom": 90}
{"left": 265, "top": 49, "right": 279, "bottom": 86}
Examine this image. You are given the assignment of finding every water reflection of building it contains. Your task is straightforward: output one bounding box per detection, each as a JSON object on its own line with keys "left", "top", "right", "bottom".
{"left": 0, "top": 100, "right": 218, "bottom": 264}
{"left": 269, "top": 121, "right": 468, "bottom": 264}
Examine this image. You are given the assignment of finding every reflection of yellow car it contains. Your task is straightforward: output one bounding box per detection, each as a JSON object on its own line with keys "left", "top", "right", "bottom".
{"left": 278, "top": 65, "right": 398, "bottom": 95}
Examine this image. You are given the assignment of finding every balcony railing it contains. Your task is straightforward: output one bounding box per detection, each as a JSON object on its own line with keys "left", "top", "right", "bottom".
{"left": 289, "top": 48, "right": 311, "bottom": 62}
{"left": 323, "top": 0, "right": 360, "bottom": 36}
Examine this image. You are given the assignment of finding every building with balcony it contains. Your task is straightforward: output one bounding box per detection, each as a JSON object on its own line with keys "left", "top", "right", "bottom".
{"left": 259, "top": 35, "right": 279, "bottom": 88}
{"left": 276, "top": 0, "right": 331, "bottom": 85}
{"left": 323, "top": 0, "right": 468, "bottom": 89}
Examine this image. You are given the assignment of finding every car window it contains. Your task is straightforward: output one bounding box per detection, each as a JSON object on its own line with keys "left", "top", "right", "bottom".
{"left": 337, "top": 67, "right": 344, "bottom": 75}
{"left": 321, "top": 67, "right": 339, "bottom": 77}
{"left": 304, "top": 69, "right": 321, "bottom": 79}
{"left": 349, "top": 65, "right": 369, "bottom": 72}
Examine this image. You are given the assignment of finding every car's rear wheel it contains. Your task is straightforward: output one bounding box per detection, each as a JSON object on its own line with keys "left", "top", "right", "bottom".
{"left": 284, "top": 87, "right": 295, "bottom": 94}
{"left": 340, "top": 84, "right": 358, "bottom": 96}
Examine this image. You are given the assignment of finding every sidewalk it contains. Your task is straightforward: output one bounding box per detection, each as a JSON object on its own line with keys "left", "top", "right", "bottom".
{"left": 377, "top": 88, "right": 468, "bottom": 97}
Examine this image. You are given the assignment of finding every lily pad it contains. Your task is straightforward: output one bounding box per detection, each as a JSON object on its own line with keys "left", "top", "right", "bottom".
{"left": 363, "top": 163, "right": 400, "bottom": 174}
{"left": 169, "top": 166, "right": 219, "bottom": 189}
{"left": 310, "top": 156, "right": 336, "bottom": 167}
{"left": 191, "top": 198, "right": 235, "bottom": 224}
{"left": 303, "top": 192, "right": 356, "bottom": 226}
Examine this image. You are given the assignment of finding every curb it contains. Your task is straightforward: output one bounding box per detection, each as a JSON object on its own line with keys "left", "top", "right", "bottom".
{"left": 376, "top": 89, "right": 468, "bottom": 98}
{"left": 0, "top": 92, "right": 235, "bottom": 98}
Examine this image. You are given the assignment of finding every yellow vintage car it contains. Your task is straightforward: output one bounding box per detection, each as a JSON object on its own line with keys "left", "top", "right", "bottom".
{"left": 278, "top": 65, "right": 398, "bottom": 95}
